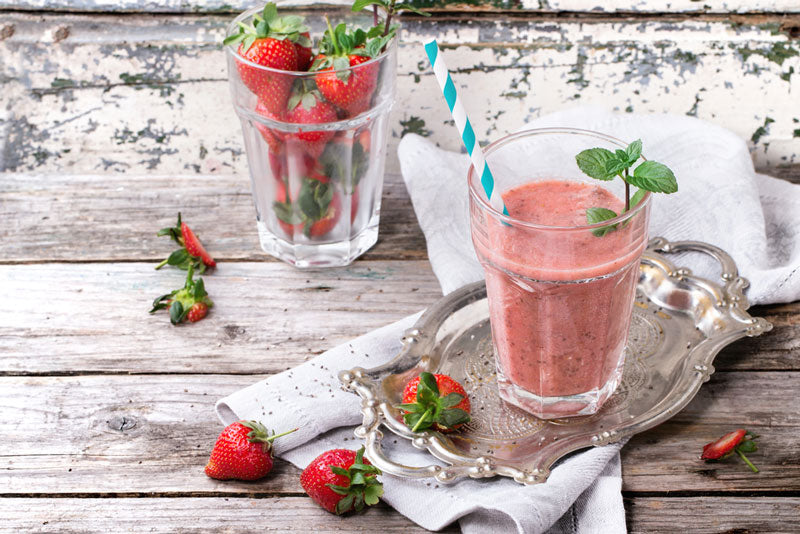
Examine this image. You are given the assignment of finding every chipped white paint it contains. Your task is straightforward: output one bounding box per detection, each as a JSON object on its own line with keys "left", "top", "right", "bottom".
{"left": 1, "top": 14, "right": 798, "bottom": 176}
{"left": 1, "top": 0, "right": 799, "bottom": 13}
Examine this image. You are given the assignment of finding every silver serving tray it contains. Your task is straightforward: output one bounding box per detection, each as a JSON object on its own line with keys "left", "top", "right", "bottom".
{"left": 339, "top": 238, "right": 773, "bottom": 485}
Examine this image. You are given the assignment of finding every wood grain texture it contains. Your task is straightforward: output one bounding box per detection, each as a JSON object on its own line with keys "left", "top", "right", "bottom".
{"left": 0, "top": 173, "right": 427, "bottom": 262}
{"left": 0, "top": 261, "right": 794, "bottom": 374}
{"left": 0, "top": 261, "right": 442, "bottom": 374}
{"left": 625, "top": 497, "right": 800, "bottom": 534}
{"left": 1, "top": 0, "right": 799, "bottom": 14}
{"left": 0, "top": 496, "right": 798, "bottom": 534}
{"left": 0, "top": 497, "right": 459, "bottom": 533}
{"left": 1, "top": 373, "right": 798, "bottom": 495}
{"left": 2, "top": 14, "right": 799, "bottom": 175}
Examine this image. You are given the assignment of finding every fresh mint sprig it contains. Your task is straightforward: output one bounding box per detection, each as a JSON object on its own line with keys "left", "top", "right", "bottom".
{"left": 575, "top": 139, "right": 677, "bottom": 236}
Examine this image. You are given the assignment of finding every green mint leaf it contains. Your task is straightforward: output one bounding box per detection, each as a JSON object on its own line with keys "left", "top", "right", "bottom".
{"left": 625, "top": 139, "right": 642, "bottom": 165}
{"left": 586, "top": 207, "right": 618, "bottom": 237}
{"left": 604, "top": 156, "right": 628, "bottom": 177}
{"left": 575, "top": 147, "right": 617, "bottom": 181}
{"left": 629, "top": 161, "right": 678, "bottom": 193}
{"left": 351, "top": 0, "right": 387, "bottom": 11}
{"left": 398, "top": 4, "right": 431, "bottom": 16}
{"left": 628, "top": 188, "right": 647, "bottom": 210}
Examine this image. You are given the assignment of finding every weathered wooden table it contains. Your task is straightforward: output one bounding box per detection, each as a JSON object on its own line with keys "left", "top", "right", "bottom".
{"left": 2, "top": 0, "right": 799, "bottom": 532}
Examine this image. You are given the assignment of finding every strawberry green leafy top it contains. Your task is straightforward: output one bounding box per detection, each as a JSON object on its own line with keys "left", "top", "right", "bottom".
{"left": 223, "top": 2, "right": 311, "bottom": 53}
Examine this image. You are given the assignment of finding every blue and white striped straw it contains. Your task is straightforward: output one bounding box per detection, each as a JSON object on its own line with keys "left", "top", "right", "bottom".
{"left": 424, "top": 40, "right": 508, "bottom": 215}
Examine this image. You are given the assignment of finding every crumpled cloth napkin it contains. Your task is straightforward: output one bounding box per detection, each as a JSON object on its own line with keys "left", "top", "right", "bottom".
{"left": 217, "top": 107, "right": 800, "bottom": 533}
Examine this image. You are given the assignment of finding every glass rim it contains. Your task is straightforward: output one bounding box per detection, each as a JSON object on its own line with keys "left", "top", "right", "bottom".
{"left": 468, "top": 127, "right": 652, "bottom": 232}
{"left": 225, "top": 5, "right": 396, "bottom": 76}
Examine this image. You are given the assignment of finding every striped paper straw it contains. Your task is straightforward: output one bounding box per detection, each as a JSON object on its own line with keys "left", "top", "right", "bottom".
{"left": 423, "top": 40, "right": 508, "bottom": 215}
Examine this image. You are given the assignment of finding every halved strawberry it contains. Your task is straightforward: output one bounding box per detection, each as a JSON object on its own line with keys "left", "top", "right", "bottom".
{"left": 701, "top": 429, "right": 760, "bottom": 473}
{"left": 156, "top": 213, "right": 215, "bottom": 273}
{"left": 181, "top": 221, "right": 216, "bottom": 268}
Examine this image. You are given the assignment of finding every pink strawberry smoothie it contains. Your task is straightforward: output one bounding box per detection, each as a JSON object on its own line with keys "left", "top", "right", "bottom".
{"left": 472, "top": 179, "right": 649, "bottom": 417}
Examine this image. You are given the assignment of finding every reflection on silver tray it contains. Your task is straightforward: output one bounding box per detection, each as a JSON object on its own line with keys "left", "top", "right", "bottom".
{"left": 339, "top": 238, "right": 773, "bottom": 485}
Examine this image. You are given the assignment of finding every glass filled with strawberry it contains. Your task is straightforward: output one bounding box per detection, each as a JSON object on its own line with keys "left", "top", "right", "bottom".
{"left": 225, "top": 2, "right": 399, "bottom": 268}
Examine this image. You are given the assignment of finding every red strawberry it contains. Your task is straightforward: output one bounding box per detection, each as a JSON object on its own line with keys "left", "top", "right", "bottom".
{"left": 311, "top": 20, "right": 385, "bottom": 117}
{"left": 285, "top": 89, "right": 337, "bottom": 158}
{"left": 224, "top": 3, "right": 310, "bottom": 113}
{"left": 295, "top": 31, "right": 313, "bottom": 70}
{"left": 300, "top": 447, "right": 383, "bottom": 514}
{"left": 181, "top": 222, "right": 216, "bottom": 268}
{"left": 155, "top": 213, "right": 215, "bottom": 273}
{"left": 149, "top": 264, "right": 214, "bottom": 325}
{"left": 205, "top": 421, "right": 297, "bottom": 481}
{"left": 186, "top": 302, "right": 209, "bottom": 323}
{"left": 399, "top": 372, "right": 471, "bottom": 433}
{"left": 701, "top": 429, "right": 760, "bottom": 472}
{"left": 255, "top": 101, "right": 286, "bottom": 155}
{"left": 314, "top": 54, "right": 378, "bottom": 116}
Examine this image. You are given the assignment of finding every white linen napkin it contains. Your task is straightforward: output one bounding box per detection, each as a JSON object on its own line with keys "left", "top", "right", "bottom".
{"left": 217, "top": 107, "right": 800, "bottom": 533}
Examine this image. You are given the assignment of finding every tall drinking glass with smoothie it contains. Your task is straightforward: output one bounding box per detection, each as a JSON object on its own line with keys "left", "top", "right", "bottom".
{"left": 470, "top": 128, "right": 676, "bottom": 419}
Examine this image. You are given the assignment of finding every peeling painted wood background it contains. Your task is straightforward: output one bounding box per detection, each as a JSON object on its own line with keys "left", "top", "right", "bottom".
{"left": 2, "top": 10, "right": 799, "bottom": 175}
{"left": 1, "top": 1, "right": 800, "bottom": 532}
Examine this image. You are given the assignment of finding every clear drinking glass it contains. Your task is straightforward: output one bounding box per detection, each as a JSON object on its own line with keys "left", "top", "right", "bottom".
{"left": 226, "top": 6, "right": 397, "bottom": 268}
{"left": 469, "top": 128, "right": 652, "bottom": 419}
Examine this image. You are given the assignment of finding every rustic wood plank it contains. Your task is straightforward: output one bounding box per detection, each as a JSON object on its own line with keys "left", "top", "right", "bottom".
{"left": 1, "top": 496, "right": 798, "bottom": 534}
{"left": 621, "top": 371, "right": 800, "bottom": 493}
{"left": 1, "top": 372, "right": 798, "bottom": 495}
{"left": 0, "top": 497, "right": 459, "bottom": 533}
{"left": 0, "top": 173, "right": 427, "bottom": 262}
{"left": 625, "top": 497, "right": 800, "bottom": 534}
{"left": 2, "top": 14, "right": 799, "bottom": 175}
{"left": 1, "top": 0, "right": 798, "bottom": 15}
{"left": 0, "top": 261, "right": 794, "bottom": 374}
{"left": 0, "top": 261, "right": 442, "bottom": 374}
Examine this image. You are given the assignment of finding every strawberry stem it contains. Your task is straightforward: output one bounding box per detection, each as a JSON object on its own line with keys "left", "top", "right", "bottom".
{"left": 411, "top": 407, "right": 433, "bottom": 433}
{"left": 155, "top": 258, "right": 169, "bottom": 270}
{"left": 324, "top": 16, "right": 341, "bottom": 56}
{"left": 736, "top": 449, "right": 759, "bottom": 473}
{"left": 268, "top": 427, "right": 299, "bottom": 442}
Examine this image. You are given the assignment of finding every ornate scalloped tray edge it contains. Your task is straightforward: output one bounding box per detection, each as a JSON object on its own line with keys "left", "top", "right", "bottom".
{"left": 339, "top": 238, "right": 773, "bottom": 485}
